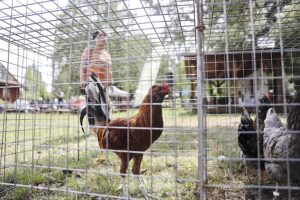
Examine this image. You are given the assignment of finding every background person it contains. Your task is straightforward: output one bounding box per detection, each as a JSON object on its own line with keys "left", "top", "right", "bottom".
{"left": 55, "top": 87, "right": 64, "bottom": 109}
{"left": 80, "top": 30, "right": 113, "bottom": 91}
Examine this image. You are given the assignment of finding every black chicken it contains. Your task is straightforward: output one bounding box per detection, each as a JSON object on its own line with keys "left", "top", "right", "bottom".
{"left": 238, "top": 95, "right": 271, "bottom": 170}
{"left": 287, "top": 90, "right": 300, "bottom": 131}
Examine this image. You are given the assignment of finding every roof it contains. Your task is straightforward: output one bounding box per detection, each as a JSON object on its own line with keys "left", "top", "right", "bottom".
{"left": 184, "top": 49, "right": 283, "bottom": 79}
{"left": 0, "top": 0, "right": 196, "bottom": 60}
{"left": 0, "top": 63, "right": 20, "bottom": 86}
{"left": 0, "top": 1, "right": 299, "bottom": 60}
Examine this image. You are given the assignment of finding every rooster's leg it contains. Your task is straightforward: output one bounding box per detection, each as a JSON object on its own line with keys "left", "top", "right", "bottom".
{"left": 134, "top": 176, "right": 159, "bottom": 200}
{"left": 272, "top": 182, "right": 280, "bottom": 200}
{"left": 121, "top": 177, "right": 130, "bottom": 198}
{"left": 96, "top": 150, "right": 106, "bottom": 164}
{"left": 132, "top": 155, "right": 156, "bottom": 199}
{"left": 96, "top": 129, "right": 106, "bottom": 164}
{"left": 260, "top": 169, "right": 265, "bottom": 183}
{"left": 120, "top": 158, "right": 130, "bottom": 198}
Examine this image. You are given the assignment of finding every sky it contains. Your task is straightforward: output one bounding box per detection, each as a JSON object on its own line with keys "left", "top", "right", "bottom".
{"left": 0, "top": 0, "right": 68, "bottom": 92}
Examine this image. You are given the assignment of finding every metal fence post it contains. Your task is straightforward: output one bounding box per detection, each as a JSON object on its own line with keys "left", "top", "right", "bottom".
{"left": 196, "top": 0, "right": 207, "bottom": 199}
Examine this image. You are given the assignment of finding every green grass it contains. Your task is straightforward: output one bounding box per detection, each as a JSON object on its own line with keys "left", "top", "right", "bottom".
{"left": 0, "top": 109, "right": 200, "bottom": 199}
{"left": 0, "top": 108, "right": 289, "bottom": 199}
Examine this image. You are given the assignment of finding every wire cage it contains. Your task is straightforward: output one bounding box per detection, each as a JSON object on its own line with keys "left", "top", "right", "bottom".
{"left": 0, "top": 0, "right": 300, "bottom": 199}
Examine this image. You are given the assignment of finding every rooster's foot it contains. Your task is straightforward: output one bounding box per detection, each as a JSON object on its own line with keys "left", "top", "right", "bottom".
{"left": 121, "top": 177, "right": 131, "bottom": 199}
{"left": 133, "top": 176, "right": 157, "bottom": 200}
{"left": 143, "top": 193, "right": 157, "bottom": 200}
{"left": 272, "top": 182, "right": 280, "bottom": 200}
{"left": 96, "top": 158, "right": 106, "bottom": 165}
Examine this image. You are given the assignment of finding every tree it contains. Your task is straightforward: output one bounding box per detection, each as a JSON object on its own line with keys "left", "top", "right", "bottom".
{"left": 53, "top": 0, "right": 152, "bottom": 96}
{"left": 24, "top": 64, "right": 49, "bottom": 100}
{"left": 257, "top": 1, "right": 300, "bottom": 92}
{"left": 204, "top": 0, "right": 300, "bottom": 93}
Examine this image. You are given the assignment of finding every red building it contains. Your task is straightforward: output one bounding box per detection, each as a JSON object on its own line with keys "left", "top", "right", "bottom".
{"left": 0, "top": 63, "right": 20, "bottom": 102}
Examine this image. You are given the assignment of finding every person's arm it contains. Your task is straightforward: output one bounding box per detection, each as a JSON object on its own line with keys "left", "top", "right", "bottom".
{"left": 103, "top": 50, "right": 113, "bottom": 85}
{"left": 81, "top": 47, "right": 91, "bottom": 66}
{"left": 55, "top": 91, "right": 60, "bottom": 99}
{"left": 55, "top": 91, "right": 64, "bottom": 99}
{"left": 80, "top": 47, "right": 92, "bottom": 88}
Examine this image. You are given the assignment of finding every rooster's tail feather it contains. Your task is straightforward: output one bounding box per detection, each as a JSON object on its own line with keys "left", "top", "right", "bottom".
{"left": 80, "top": 73, "right": 110, "bottom": 135}
{"left": 80, "top": 106, "right": 87, "bottom": 134}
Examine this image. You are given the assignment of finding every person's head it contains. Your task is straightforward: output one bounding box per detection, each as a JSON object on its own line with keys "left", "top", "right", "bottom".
{"left": 93, "top": 31, "right": 106, "bottom": 47}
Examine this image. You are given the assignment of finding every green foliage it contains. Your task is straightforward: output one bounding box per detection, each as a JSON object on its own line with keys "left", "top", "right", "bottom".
{"left": 141, "top": 0, "right": 192, "bottom": 46}
{"left": 24, "top": 64, "right": 50, "bottom": 100}
{"left": 204, "top": 0, "right": 252, "bottom": 50}
{"left": 109, "top": 35, "right": 151, "bottom": 92}
{"left": 157, "top": 57, "right": 169, "bottom": 81}
{"left": 66, "top": 176, "right": 81, "bottom": 191}
{"left": 3, "top": 168, "right": 46, "bottom": 186}
{"left": 157, "top": 57, "right": 190, "bottom": 93}
{"left": 13, "top": 188, "right": 32, "bottom": 200}
{"left": 204, "top": 1, "right": 298, "bottom": 52}
{"left": 94, "top": 174, "right": 122, "bottom": 195}
{"left": 53, "top": 0, "right": 107, "bottom": 96}
{"left": 50, "top": 0, "right": 300, "bottom": 96}
{"left": 175, "top": 60, "right": 191, "bottom": 92}
{"left": 53, "top": 0, "right": 152, "bottom": 96}
{"left": 0, "top": 110, "right": 199, "bottom": 199}
{"left": 1, "top": 111, "right": 285, "bottom": 199}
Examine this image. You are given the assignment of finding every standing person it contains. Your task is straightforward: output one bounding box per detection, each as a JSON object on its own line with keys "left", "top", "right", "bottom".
{"left": 80, "top": 30, "right": 113, "bottom": 91}
{"left": 80, "top": 31, "right": 114, "bottom": 133}
{"left": 55, "top": 87, "right": 64, "bottom": 109}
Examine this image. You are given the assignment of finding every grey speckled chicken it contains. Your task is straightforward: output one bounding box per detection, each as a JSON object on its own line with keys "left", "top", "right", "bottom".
{"left": 263, "top": 91, "right": 300, "bottom": 185}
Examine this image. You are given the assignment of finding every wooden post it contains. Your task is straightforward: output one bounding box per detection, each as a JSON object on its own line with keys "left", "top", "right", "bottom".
{"left": 191, "top": 75, "right": 197, "bottom": 113}
{"left": 184, "top": 59, "right": 197, "bottom": 112}
{"left": 275, "top": 59, "right": 283, "bottom": 104}
{"left": 233, "top": 56, "right": 239, "bottom": 105}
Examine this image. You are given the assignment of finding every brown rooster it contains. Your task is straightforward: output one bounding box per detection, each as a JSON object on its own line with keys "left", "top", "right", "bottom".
{"left": 80, "top": 80, "right": 169, "bottom": 198}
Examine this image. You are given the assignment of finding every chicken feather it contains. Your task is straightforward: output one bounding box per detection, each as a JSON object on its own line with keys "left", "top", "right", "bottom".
{"left": 82, "top": 83, "right": 169, "bottom": 198}
{"left": 238, "top": 95, "right": 271, "bottom": 170}
{"left": 264, "top": 91, "right": 300, "bottom": 185}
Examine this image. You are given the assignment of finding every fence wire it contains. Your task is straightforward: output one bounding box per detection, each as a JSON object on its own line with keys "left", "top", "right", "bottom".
{"left": 0, "top": 0, "right": 300, "bottom": 199}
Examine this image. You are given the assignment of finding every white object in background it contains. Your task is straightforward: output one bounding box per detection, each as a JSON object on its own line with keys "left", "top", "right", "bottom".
{"left": 107, "top": 85, "right": 130, "bottom": 98}
{"left": 134, "top": 57, "right": 160, "bottom": 107}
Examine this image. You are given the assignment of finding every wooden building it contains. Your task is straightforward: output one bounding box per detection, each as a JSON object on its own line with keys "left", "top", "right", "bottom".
{"left": 184, "top": 50, "right": 284, "bottom": 111}
{"left": 0, "top": 63, "right": 20, "bottom": 102}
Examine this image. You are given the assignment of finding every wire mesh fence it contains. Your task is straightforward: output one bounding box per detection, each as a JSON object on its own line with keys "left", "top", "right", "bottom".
{"left": 0, "top": 0, "right": 300, "bottom": 199}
